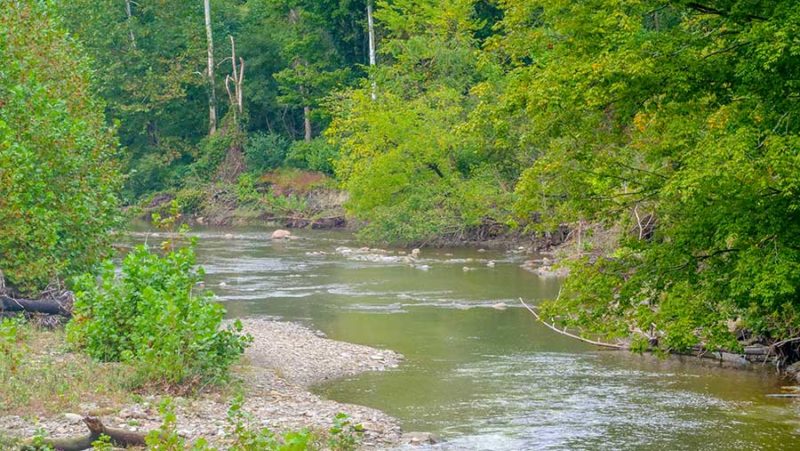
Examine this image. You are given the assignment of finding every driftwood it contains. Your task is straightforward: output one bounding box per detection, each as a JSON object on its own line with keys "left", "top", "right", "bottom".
{"left": 22, "top": 417, "right": 147, "bottom": 451}
{"left": 0, "top": 294, "right": 72, "bottom": 317}
{"left": 519, "top": 297, "right": 626, "bottom": 350}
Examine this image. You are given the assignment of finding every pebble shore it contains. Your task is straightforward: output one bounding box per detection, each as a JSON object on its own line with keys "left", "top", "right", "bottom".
{"left": 0, "top": 319, "right": 404, "bottom": 449}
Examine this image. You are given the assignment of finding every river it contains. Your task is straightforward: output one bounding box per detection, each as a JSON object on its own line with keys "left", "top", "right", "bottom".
{"left": 135, "top": 227, "right": 800, "bottom": 450}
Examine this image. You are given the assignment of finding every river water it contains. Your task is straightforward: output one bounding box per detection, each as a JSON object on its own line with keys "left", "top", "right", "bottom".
{"left": 136, "top": 227, "right": 800, "bottom": 450}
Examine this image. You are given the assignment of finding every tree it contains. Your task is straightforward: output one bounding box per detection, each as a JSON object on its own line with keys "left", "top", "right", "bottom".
{"left": 328, "top": 0, "right": 511, "bottom": 244}
{"left": 0, "top": 0, "right": 120, "bottom": 294}
{"left": 481, "top": 0, "right": 800, "bottom": 352}
{"left": 205, "top": 0, "right": 218, "bottom": 135}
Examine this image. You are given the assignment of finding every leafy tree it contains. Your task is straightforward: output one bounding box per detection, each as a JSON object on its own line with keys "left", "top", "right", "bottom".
{"left": 328, "top": 0, "right": 512, "bottom": 244}
{"left": 0, "top": 1, "right": 120, "bottom": 294}
{"left": 483, "top": 0, "right": 800, "bottom": 351}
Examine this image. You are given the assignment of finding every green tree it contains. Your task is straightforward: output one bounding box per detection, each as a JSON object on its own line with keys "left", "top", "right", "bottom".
{"left": 328, "top": 0, "right": 511, "bottom": 244}
{"left": 0, "top": 0, "right": 120, "bottom": 294}
{"left": 482, "top": 0, "right": 800, "bottom": 351}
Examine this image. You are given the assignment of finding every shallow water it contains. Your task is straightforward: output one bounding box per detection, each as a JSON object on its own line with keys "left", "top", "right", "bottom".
{"left": 132, "top": 227, "right": 800, "bottom": 450}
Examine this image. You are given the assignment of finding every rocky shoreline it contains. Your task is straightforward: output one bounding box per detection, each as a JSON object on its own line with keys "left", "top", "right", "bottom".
{"left": 0, "top": 319, "right": 405, "bottom": 449}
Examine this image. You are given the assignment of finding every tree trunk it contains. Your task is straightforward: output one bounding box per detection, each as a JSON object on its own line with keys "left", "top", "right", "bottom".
{"left": 224, "top": 35, "right": 245, "bottom": 126}
{"left": 367, "top": 1, "right": 377, "bottom": 100}
{"left": 204, "top": 0, "right": 217, "bottom": 135}
{"left": 304, "top": 105, "right": 312, "bottom": 142}
{"left": 0, "top": 294, "right": 72, "bottom": 317}
{"left": 124, "top": 0, "right": 136, "bottom": 49}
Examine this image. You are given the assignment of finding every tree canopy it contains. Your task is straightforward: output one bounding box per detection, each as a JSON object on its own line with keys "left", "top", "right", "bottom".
{"left": 0, "top": 1, "right": 120, "bottom": 294}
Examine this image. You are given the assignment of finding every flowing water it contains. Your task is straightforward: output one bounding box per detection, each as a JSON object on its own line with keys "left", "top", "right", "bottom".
{"left": 134, "top": 227, "right": 800, "bottom": 450}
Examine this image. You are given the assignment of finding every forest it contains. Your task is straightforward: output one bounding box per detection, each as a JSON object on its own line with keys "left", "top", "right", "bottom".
{"left": 2, "top": 0, "right": 800, "bottom": 448}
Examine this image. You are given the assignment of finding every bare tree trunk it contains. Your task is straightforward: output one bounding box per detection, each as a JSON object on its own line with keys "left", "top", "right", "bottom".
{"left": 204, "top": 0, "right": 217, "bottom": 135}
{"left": 303, "top": 105, "right": 312, "bottom": 142}
{"left": 367, "top": 1, "right": 377, "bottom": 100}
{"left": 124, "top": 0, "right": 137, "bottom": 49}
{"left": 224, "top": 35, "right": 245, "bottom": 126}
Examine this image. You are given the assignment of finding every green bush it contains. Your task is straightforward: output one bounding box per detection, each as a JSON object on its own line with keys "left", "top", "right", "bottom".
{"left": 190, "top": 133, "right": 241, "bottom": 182}
{"left": 0, "top": 2, "right": 120, "bottom": 294}
{"left": 174, "top": 188, "right": 207, "bottom": 215}
{"left": 285, "top": 139, "right": 338, "bottom": 175}
{"left": 236, "top": 173, "right": 261, "bottom": 204}
{"left": 67, "top": 244, "right": 251, "bottom": 388}
{"left": 244, "top": 132, "right": 290, "bottom": 173}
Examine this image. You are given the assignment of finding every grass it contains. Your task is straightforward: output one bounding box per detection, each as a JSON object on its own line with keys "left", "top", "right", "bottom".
{"left": 0, "top": 321, "right": 133, "bottom": 417}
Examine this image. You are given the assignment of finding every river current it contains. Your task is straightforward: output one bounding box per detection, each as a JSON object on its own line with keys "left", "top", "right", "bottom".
{"left": 134, "top": 227, "right": 800, "bottom": 450}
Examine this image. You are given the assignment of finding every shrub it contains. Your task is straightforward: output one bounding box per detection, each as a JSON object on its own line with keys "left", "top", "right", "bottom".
{"left": 236, "top": 173, "right": 261, "bottom": 204}
{"left": 174, "top": 188, "right": 207, "bottom": 215}
{"left": 285, "top": 139, "right": 338, "bottom": 175}
{"left": 0, "top": 2, "right": 120, "bottom": 294}
{"left": 67, "top": 243, "right": 251, "bottom": 389}
{"left": 244, "top": 132, "right": 290, "bottom": 173}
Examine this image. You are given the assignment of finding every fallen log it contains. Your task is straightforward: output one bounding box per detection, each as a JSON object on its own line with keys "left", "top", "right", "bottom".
{"left": 0, "top": 294, "right": 72, "bottom": 317}
{"left": 21, "top": 416, "right": 148, "bottom": 451}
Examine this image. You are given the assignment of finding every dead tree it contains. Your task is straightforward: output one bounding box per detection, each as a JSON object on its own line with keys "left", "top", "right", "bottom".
{"left": 224, "top": 35, "right": 245, "bottom": 126}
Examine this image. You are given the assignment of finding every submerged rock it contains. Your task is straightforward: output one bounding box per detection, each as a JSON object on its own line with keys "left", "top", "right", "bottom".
{"left": 401, "top": 431, "right": 439, "bottom": 445}
{"left": 271, "top": 229, "right": 292, "bottom": 239}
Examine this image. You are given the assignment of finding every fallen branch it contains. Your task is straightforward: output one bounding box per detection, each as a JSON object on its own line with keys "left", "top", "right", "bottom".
{"left": 518, "top": 297, "right": 625, "bottom": 349}
{"left": 0, "top": 294, "right": 71, "bottom": 317}
{"left": 769, "top": 336, "right": 800, "bottom": 351}
{"left": 22, "top": 416, "right": 148, "bottom": 451}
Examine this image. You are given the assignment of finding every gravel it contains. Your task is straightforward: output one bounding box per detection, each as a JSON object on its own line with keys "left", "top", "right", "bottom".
{"left": 0, "top": 319, "right": 404, "bottom": 449}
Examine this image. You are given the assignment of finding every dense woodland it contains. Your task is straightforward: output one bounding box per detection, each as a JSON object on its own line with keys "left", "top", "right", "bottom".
{"left": 2, "top": 0, "right": 800, "bottom": 358}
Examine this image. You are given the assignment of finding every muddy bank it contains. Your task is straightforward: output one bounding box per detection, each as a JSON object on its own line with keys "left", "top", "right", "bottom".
{"left": 0, "top": 319, "right": 404, "bottom": 449}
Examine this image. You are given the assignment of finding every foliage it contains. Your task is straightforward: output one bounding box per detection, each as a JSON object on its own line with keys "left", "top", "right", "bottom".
{"left": 0, "top": 317, "right": 27, "bottom": 376}
{"left": 328, "top": 0, "right": 512, "bottom": 244}
{"left": 244, "top": 132, "right": 291, "bottom": 173}
{"left": 484, "top": 0, "right": 800, "bottom": 350}
{"left": 0, "top": 1, "right": 120, "bottom": 294}
{"left": 67, "top": 242, "right": 251, "bottom": 388}
{"left": 327, "top": 412, "right": 364, "bottom": 451}
{"left": 174, "top": 188, "right": 208, "bottom": 215}
{"left": 285, "top": 138, "right": 339, "bottom": 174}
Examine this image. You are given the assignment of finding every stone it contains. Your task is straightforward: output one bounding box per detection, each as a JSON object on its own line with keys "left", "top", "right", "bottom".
{"left": 401, "top": 431, "right": 439, "bottom": 445}
{"left": 271, "top": 229, "right": 292, "bottom": 239}
{"left": 224, "top": 233, "right": 234, "bottom": 240}
{"left": 411, "top": 248, "right": 421, "bottom": 258}
{"left": 487, "top": 260, "right": 495, "bottom": 268}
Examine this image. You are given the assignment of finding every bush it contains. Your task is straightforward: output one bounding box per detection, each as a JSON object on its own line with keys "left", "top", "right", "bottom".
{"left": 285, "top": 139, "right": 338, "bottom": 175}
{"left": 244, "top": 132, "right": 290, "bottom": 173}
{"left": 67, "top": 244, "right": 251, "bottom": 389}
{"left": 0, "top": 2, "right": 120, "bottom": 294}
{"left": 174, "top": 187, "right": 207, "bottom": 215}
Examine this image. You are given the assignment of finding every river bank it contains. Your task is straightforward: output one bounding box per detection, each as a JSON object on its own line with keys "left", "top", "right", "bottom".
{"left": 0, "top": 319, "right": 404, "bottom": 449}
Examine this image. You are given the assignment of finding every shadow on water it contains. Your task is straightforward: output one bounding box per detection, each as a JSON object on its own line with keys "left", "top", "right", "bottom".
{"left": 128, "top": 226, "right": 800, "bottom": 450}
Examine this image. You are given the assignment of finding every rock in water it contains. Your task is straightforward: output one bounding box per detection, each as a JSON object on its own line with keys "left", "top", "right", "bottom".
{"left": 271, "top": 229, "right": 292, "bottom": 239}
{"left": 491, "top": 302, "right": 507, "bottom": 310}
{"left": 401, "top": 431, "right": 439, "bottom": 445}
